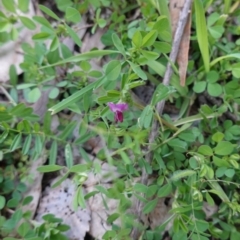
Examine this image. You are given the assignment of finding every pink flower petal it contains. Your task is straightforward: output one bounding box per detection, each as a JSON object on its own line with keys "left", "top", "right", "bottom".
{"left": 107, "top": 102, "right": 128, "bottom": 113}
{"left": 107, "top": 102, "right": 128, "bottom": 123}
{"left": 115, "top": 111, "right": 123, "bottom": 122}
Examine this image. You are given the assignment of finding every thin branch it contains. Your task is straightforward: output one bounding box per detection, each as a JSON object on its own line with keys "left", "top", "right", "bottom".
{"left": 130, "top": 0, "right": 193, "bottom": 238}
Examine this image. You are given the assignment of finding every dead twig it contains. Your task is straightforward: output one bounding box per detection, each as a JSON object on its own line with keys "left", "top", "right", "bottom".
{"left": 130, "top": 0, "right": 193, "bottom": 239}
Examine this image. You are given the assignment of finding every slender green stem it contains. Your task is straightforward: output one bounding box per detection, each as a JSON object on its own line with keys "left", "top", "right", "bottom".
{"left": 0, "top": 85, "right": 17, "bottom": 106}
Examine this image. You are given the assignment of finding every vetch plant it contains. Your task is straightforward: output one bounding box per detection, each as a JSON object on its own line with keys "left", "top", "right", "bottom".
{"left": 1, "top": 0, "right": 240, "bottom": 239}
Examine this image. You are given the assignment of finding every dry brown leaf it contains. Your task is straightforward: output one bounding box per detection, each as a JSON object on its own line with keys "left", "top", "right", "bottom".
{"left": 170, "top": 0, "right": 192, "bottom": 86}
{"left": 35, "top": 179, "right": 91, "bottom": 240}
{"left": 86, "top": 184, "right": 120, "bottom": 239}
{"left": 21, "top": 155, "right": 47, "bottom": 218}
{"left": 0, "top": 1, "right": 37, "bottom": 82}
{"left": 84, "top": 157, "right": 121, "bottom": 187}
{"left": 148, "top": 198, "right": 172, "bottom": 230}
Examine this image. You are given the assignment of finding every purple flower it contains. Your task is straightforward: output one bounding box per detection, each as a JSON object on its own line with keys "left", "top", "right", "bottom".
{"left": 107, "top": 102, "right": 128, "bottom": 123}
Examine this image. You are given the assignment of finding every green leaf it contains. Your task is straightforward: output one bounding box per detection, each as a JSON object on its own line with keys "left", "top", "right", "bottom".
{"left": 17, "top": 83, "right": 37, "bottom": 90}
{"left": 74, "top": 186, "right": 86, "bottom": 209}
{"left": 37, "top": 165, "right": 64, "bottom": 173}
{"left": 18, "top": 0, "right": 29, "bottom": 12}
{"left": 157, "top": 183, "right": 172, "bottom": 197}
{"left": 141, "top": 50, "right": 159, "bottom": 60}
{"left": 22, "top": 134, "right": 32, "bottom": 155}
{"left": 17, "top": 222, "right": 30, "bottom": 237}
{"left": 52, "top": 173, "right": 69, "bottom": 188}
{"left": 107, "top": 213, "right": 120, "bottom": 224}
{"left": 39, "top": 5, "right": 60, "bottom": 20}
{"left": 19, "top": 16, "right": 36, "bottom": 30}
{"left": 22, "top": 196, "right": 33, "bottom": 206}
{"left": 49, "top": 87, "right": 60, "bottom": 99}
{"left": 171, "top": 170, "right": 196, "bottom": 181}
{"left": 112, "top": 33, "right": 126, "bottom": 58}
{"left": 128, "top": 61, "right": 147, "bottom": 80}
{"left": 32, "top": 16, "right": 53, "bottom": 30}
{"left": 0, "top": 21, "right": 11, "bottom": 32}
{"left": 214, "top": 165, "right": 226, "bottom": 177}
{"left": 0, "top": 129, "right": 9, "bottom": 144}
{"left": 0, "top": 112, "right": 12, "bottom": 121}
{"left": 10, "top": 134, "right": 22, "bottom": 151}
{"left": 119, "top": 151, "right": 131, "bottom": 164}
{"left": 224, "top": 169, "right": 235, "bottom": 178}
{"left": 206, "top": 71, "right": 219, "bottom": 83}
{"left": 28, "top": 88, "right": 41, "bottom": 103}
{"left": 151, "top": 84, "right": 171, "bottom": 105}
{"left": 193, "top": 81, "right": 207, "bottom": 93}
{"left": 35, "top": 135, "right": 44, "bottom": 154}
{"left": 10, "top": 103, "right": 33, "bottom": 117}
{"left": 153, "top": 16, "right": 171, "bottom": 42}
{"left": 2, "top": 0, "right": 15, "bottom": 12}
{"left": 143, "top": 199, "right": 157, "bottom": 214}
{"left": 132, "top": 30, "right": 142, "bottom": 48}
{"left": 205, "top": 192, "right": 215, "bottom": 206}
{"left": 105, "top": 60, "right": 121, "bottom": 80}
{"left": 0, "top": 195, "right": 6, "bottom": 210}
{"left": 79, "top": 148, "right": 91, "bottom": 163}
{"left": 11, "top": 209, "right": 22, "bottom": 225}
{"left": 49, "top": 141, "right": 57, "bottom": 165}
{"left": 214, "top": 141, "right": 234, "bottom": 156}
{"left": 212, "top": 132, "right": 224, "bottom": 142}
{"left": 32, "top": 32, "right": 51, "bottom": 40}
{"left": 154, "top": 0, "right": 171, "bottom": 25}
{"left": 59, "top": 121, "right": 77, "bottom": 140}
{"left": 138, "top": 105, "right": 153, "bottom": 129}
{"left": 195, "top": 220, "right": 209, "bottom": 232}
{"left": 65, "top": 7, "right": 81, "bottom": 23}
{"left": 189, "top": 157, "right": 198, "bottom": 169}
{"left": 65, "top": 24, "right": 82, "bottom": 47}
{"left": 146, "top": 185, "right": 158, "bottom": 198}
{"left": 80, "top": 61, "right": 91, "bottom": 71}
{"left": 153, "top": 41, "right": 171, "bottom": 53}
{"left": 147, "top": 60, "right": 165, "bottom": 77}
{"left": 65, "top": 143, "right": 73, "bottom": 169}
{"left": 228, "top": 125, "right": 240, "bottom": 135}
{"left": 9, "top": 65, "right": 17, "bottom": 86}
{"left": 7, "top": 197, "right": 19, "bottom": 208}
{"left": 209, "top": 25, "right": 224, "bottom": 39}
{"left": 142, "top": 30, "right": 158, "bottom": 47}
{"left": 69, "top": 164, "right": 89, "bottom": 173}
{"left": 194, "top": 0, "right": 210, "bottom": 72}
{"left": 213, "top": 156, "right": 227, "bottom": 167}
{"left": 232, "top": 63, "right": 240, "bottom": 78}
{"left": 10, "top": 27, "right": 18, "bottom": 40}
{"left": 207, "top": 180, "right": 230, "bottom": 202}
{"left": 133, "top": 183, "right": 148, "bottom": 193}
{"left": 97, "top": 18, "right": 106, "bottom": 28}
{"left": 207, "top": 83, "right": 222, "bottom": 97}
{"left": 50, "top": 36, "right": 59, "bottom": 52}
{"left": 168, "top": 139, "right": 187, "bottom": 152}
{"left": 43, "top": 112, "right": 51, "bottom": 134}
{"left": 49, "top": 78, "right": 102, "bottom": 114}
{"left": 178, "top": 132, "right": 196, "bottom": 142}
{"left": 41, "top": 49, "right": 118, "bottom": 69}
{"left": 198, "top": 145, "right": 213, "bottom": 156}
